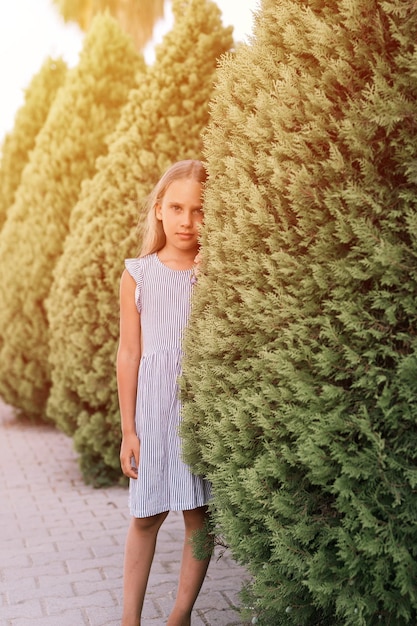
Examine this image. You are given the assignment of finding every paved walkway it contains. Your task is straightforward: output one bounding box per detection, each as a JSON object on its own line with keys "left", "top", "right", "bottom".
{"left": 0, "top": 400, "right": 250, "bottom": 626}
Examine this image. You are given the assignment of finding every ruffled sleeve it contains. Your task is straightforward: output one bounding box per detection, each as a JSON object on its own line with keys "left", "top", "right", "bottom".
{"left": 125, "top": 258, "right": 143, "bottom": 312}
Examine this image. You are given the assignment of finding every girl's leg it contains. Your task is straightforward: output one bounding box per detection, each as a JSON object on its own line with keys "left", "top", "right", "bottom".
{"left": 121, "top": 511, "right": 169, "bottom": 626}
{"left": 166, "top": 506, "right": 212, "bottom": 626}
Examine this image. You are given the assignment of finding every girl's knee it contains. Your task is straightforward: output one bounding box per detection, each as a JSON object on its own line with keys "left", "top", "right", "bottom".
{"left": 132, "top": 511, "right": 169, "bottom": 534}
{"left": 182, "top": 506, "right": 210, "bottom": 531}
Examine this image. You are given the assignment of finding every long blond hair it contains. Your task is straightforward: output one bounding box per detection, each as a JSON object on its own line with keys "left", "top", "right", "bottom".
{"left": 140, "top": 160, "right": 207, "bottom": 257}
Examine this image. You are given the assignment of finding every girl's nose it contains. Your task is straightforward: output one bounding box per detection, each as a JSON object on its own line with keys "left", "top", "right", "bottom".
{"left": 181, "top": 211, "right": 192, "bottom": 226}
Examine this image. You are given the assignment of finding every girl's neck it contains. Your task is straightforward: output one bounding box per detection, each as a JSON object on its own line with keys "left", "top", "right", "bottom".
{"left": 156, "top": 246, "right": 197, "bottom": 271}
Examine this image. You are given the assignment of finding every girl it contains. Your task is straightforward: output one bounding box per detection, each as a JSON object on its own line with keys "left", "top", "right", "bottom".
{"left": 117, "top": 160, "right": 212, "bottom": 626}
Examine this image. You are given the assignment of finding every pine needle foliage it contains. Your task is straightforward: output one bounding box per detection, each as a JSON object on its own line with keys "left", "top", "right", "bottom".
{"left": 0, "top": 15, "right": 142, "bottom": 420}
{"left": 181, "top": 0, "right": 417, "bottom": 623}
{"left": 0, "top": 57, "right": 67, "bottom": 230}
{"left": 45, "top": 0, "right": 233, "bottom": 486}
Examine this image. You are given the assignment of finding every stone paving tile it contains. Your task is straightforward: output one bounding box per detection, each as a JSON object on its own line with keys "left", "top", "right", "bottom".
{"left": 0, "top": 400, "right": 251, "bottom": 625}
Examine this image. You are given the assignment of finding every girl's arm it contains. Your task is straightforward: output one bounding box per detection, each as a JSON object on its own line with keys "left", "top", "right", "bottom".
{"left": 117, "top": 269, "right": 141, "bottom": 479}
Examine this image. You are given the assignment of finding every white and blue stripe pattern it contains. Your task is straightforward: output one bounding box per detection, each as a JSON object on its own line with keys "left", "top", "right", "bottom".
{"left": 125, "top": 253, "right": 211, "bottom": 518}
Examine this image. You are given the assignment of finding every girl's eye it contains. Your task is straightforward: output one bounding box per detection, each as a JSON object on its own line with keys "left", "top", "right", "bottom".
{"left": 193, "top": 208, "right": 203, "bottom": 215}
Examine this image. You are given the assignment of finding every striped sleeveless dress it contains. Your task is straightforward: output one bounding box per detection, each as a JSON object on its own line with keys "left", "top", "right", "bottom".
{"left": 125, "top": 253, "right": 211, "bottom": 518}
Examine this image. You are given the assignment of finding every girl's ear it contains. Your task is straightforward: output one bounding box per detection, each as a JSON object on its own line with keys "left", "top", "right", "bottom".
{"left": 155, "top": 203, "right": 163, "bottom": 221}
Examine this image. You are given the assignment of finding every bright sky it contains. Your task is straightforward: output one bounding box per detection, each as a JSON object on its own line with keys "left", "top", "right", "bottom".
{"left": 0, "top": 0, "right": 258, "bottom": 143}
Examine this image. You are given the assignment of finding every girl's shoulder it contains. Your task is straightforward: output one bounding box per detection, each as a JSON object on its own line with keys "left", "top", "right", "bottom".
{"left": 124, "top": 257, "right": 141, "bottom": 284}
{"left": 125, "top": 253, "right": 156, "bottom": 283}
{"left": 124, "top": 254, "right": 157, "bottom": 313}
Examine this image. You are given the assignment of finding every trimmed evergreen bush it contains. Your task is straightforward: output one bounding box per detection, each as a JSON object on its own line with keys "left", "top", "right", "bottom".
{"left": 181, "top": 0, "right": 417, "bottom": 624}
{"left": 45, "top": 0, "right": 233, "bottom": 486}
{"left": 0, "top": 14, "right": 142, "bottom": 419}
{"left": 0, "top": 57, "right": 67, "bottom": 230}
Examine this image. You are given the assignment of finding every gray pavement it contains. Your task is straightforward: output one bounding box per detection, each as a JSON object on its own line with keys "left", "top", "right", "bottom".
{"left": 0, "top": 400, "right": 250, "bottom": 626}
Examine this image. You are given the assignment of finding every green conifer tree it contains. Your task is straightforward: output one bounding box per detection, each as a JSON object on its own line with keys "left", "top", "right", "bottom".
{"left": 0, "top": 57, "right": 67, "bottom": 230}
{"left": 0, "top": 14, "right": 143, "bottom": 419}
{"left": 45, "top": 0, "right": 233, "bottom": 485}
{"left": 181, "top": 1, "right": 417, "bottom": 624}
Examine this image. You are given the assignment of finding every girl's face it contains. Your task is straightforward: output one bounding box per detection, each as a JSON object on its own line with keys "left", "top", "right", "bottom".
{"left": 156, "top": 178, "right": 204, "bottom": 255}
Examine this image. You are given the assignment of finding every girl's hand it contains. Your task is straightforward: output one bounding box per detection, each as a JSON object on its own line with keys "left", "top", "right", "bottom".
{"left": 193, "top": 252, "right": 201, "bottom": 277}
{"left": 120, "top": 432, "right": 140, "bottom": 479}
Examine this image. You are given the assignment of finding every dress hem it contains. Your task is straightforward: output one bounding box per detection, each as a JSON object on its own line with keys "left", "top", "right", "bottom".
{"left": 129, "top": 499, "right": 211, "bottom": 519}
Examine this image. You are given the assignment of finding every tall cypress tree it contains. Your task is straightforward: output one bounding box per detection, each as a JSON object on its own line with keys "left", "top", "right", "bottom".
{"left": 45, "top": 0, "right": 233, "bottom": 485}
{"left": 52, "top": 0, "right": 164, "bottom": 51}
{"left": 181, "top": 0, "right": 417, "bottom": 624}
{"left": 0, "top": 14, "right": 143, "bottom": 419}
{"left": 0, "top": 57, "right": 67, "bottom": 230}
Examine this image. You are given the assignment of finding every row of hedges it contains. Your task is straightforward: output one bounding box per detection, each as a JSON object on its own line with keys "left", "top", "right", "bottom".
{"left": 0, "top": 0, "right": 232, "bottom": 490}
{"left": 0, "top": 13, "right": 143, "bottom": 418}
